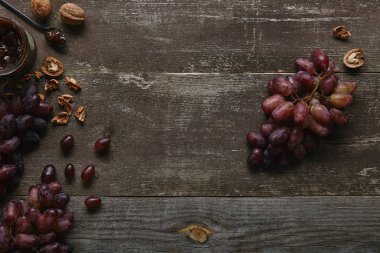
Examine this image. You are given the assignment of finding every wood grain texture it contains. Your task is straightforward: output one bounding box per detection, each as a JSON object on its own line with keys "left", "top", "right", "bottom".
{"left": 62, "top": 196, "right": 380, "bottom": 252}
{"left": 1, "top": 0, "right": 380, "bottom": 73}
{"left": 6, "top": 73, "right": 376, "bottom": 197}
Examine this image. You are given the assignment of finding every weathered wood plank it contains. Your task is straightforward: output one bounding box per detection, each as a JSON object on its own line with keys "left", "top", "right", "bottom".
{"left": 63, "top": 196, "right": 380, "bottom": 252}
{"left": 5, "top": 73, "right": 376, "bottom": 196}
{"left": 1, "top": 0, "right": 379, "bottom": 73}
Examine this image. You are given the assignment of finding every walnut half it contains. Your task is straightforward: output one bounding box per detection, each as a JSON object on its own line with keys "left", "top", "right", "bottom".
{"left": 343, "top": 48, "right": 365, "bottom": 69}
{"left": 41, "top": 57, "right": 64, "bottom": 77}
{"left": 44, "top": 79, "right": 60, "bottom": 92}
{"left": 51, "top": 112, "right": 70, "bottom": 125}
{"left": 75, "top": 106, "right": 86, "bottom": 122}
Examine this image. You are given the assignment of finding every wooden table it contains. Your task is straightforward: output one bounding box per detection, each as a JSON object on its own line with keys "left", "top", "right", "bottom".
{"left": 1, "top": 0, "right": 380, "bottom": 252}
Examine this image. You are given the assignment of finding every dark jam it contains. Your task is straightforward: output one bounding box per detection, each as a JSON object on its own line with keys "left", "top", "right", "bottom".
{"left": 0, "top": 22, "right": 23, "bottom": 71}
{"left": 45, "top": 28, "right": 66, "bottom": 47}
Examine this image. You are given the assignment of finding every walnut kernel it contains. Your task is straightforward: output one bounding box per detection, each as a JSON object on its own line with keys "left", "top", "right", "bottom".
{"left": 51, "top": 112, "right": 70, "bottom": 125}
{"left": 75, "top": 106, "right": 86, "bottom": 122}
{"left": 333, "top": 26, "right": 351, "bottom": 41}
{"left": 57, "top": 94, "right": 73, "bottom": 106}
{"left": 65, "top": 77, "right": 81, "bottom": 91}
{"left": 44, "top": 79, "right": 60, "bottom": 92}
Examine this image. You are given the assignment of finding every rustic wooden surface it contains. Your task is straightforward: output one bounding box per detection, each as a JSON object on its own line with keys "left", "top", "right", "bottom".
{"left": 1, "top": 0, "right": 380, "bottom": 252}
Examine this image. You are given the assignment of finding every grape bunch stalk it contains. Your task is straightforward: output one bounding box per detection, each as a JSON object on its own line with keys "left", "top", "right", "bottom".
{"left": 0, "top": 165, "right": 73, "bottom": 253}
{"left": 246, "top": 49, "right": 357, "bottom": 170}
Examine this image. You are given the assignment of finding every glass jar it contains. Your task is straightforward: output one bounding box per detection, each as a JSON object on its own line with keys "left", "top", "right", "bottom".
{"left": 0, "top": 17, "right": 36, "bottom": 78}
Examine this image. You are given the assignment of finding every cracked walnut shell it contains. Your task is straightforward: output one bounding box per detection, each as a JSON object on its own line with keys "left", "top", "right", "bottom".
{"left": 343, "top": 48, "right": 365, "bottom": 69}
{"left": 41, "top": 57, "right": 64, "bottom": 77}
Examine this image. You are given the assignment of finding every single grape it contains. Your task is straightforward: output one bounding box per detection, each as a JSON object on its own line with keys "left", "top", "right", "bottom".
{"left": 14, "top": 234, "right": 40, "bottom": 249}
{"left": 54, "top": 218, "right": 72, "bottom": 233}
{"left": 0, "top": 164, "right": 17, "bottom": 182}
{"left": 294, "top": 101, "right": 309, "bottom": 128}
{"left": 311, "top": 49, "right": 329, "bottom": 73}
{"left": 261, "top": 94, "right": 286, "bottom": 114}
{"left": 34, "top": 102, "right": 54, "bottom": 118}
{"left": 287, "top": 128, "right": 304, "bottom": 150}
{"left": 16, "top": 115, "right": 34, "bottom": 133}
{"left": 53, "top": 192, "right": 70, "bottom": 208}
{"left": 3, "top": 201, "right": 18, "bottom": 226}
{"left": 41, "top": 164, "right": 57, "bottom": 184}
{"left": 60, "top": 135, "right": 74, "bottom": 153}
{"left": 37, "top": 209, "right": 58, "bottom": 233}
{"left": 39, "top": 242, "right": 60, "bottom": 253}
{"left": 329, "top": 93, "right": 353, "bottom": 109}
{"left": 271, "top": 102, "right": 294, "bottom": 123}
{"left": 84, "top": 196, "right": 102, "bottom": 209}
{"left": 15, "top": 216, "right": 32, "bottom": 234}
{"left": 20, "top": 130, "right": 41, "bottom": 149}
{"left": 81, "top": 165, "right": 96, "bottom": 183}
{"left": 295, "top": 58, "right": 316, "bottom": 74}
{"left": 286, "top": 75, "right": 301, "bottom": 94}
{"left": 27, "top": 208, "right": 41, "bottom": 224}
{"left": 260, "top": 123, "right": 275, "bottom": 139}
{"left": 22, "top": 95, "right": 39, "bottom": 113}
{"left": 94, "top": 137, "right": 111, "bottom": 153}
{"left": 38, "top": 232, "right": 57, "bottom": 246}
{"left": 330, "top": 108, "right": 349, "bottom": 125}
{"left": 248, "top": 148, "right": 264, "bottom": 167}
{"left": 334, "top": 82, "right": 357, "bottom": 94}
{"left": 272, "top": 77, "right": 295, "bottom": 97}
{"left": 0, "top": 136, "right": 20, "bottom": 154}
{"left": 0, "top": 114, "right": 16, "bottom": 139}
{"left": 310, "top": 104, "right": 332, "bottom": 126}
{"left": 64, "top": 164, "right": 75, "bottom": 181}
{"left": 38, "top": 184, "right": 54, "bottom": 208}
{"left": 307, "top": 118, "right": 330, "bottom": 137}
{"left": 17, "top": 199, "right": 31, "bottom": 217}
{"left": 246, "top": 132, "right": 266, "bottom": 148}
{"left": 0, "top": 225, "right": 12, "bottom": 252}
{"left": 295, "top": 71, "right": 315, "bottom": 91}
{"left": 320, "top": 74, "right": 338, "bottom": 95}
{"left": 268, "top": 127, "right": 291, "bottom": 146}
{"left": 48, "top": 181, "right": 62, "bottom": 195}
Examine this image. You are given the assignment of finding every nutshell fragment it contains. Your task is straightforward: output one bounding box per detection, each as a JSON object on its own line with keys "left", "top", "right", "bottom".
{"left": 343, "top": 48, "right": 365, "bottom": 69}
{"left": 333, "top": 26, "right": 351, "bottom": 41}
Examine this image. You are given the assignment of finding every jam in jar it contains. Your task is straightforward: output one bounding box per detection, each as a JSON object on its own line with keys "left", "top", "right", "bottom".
{"left": 0, "top": 17, "right": 36, "bottom": 77}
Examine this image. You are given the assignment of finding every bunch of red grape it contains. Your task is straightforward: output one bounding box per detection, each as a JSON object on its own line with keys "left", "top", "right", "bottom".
{"left": 246, "top": 49, "right": 357, "bottom": 170}
{"left": 0, "top": 165, "right": 73, "bottom": 253}
{"left": 0, "top": 82, "right": 53, "bottom": 197}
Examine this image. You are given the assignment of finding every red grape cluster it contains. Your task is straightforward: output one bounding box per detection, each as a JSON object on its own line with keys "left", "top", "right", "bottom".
{"left": 0, "top": 82, "right": 53, "bottom": 197}
{"left": 0, "top": 165, "right": 73, "bottom": 253}
{"left": 246, "top": 49, "right": 357, "bottom": 170}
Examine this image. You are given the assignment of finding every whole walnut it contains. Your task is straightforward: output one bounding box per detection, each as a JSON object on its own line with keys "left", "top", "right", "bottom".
{"left": 31, "top": 0, "right": 52, "bottom": 19}
{"left": 59, "top": 3, "right": 86, "bottom": 25}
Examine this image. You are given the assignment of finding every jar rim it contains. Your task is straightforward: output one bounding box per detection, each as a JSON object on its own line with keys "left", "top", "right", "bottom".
{"left": 0, "top": 16, "right": 29, "bottom": 76}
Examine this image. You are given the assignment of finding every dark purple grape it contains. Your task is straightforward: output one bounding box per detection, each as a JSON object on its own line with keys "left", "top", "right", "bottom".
{"left": 272, "top": 77, "right": 295, "bottom": 97}
{"left": 310, "top": 104, "right": 331, "bottom": 126}
{"left": 38, "top": 232, "right": 57, "bottom": 246}
{"left": 295, "top": 71, "right": 315, "bottom": 91}
{"left": 0, "top": 225, "right": 12, "bottom": 252}
{"left": 16, "top": 115, "right": 34, "bottom": 133}
{"left": 39, "top": 242, "right": 60, "bottom": 253}
{"left": 3, "top": 201, "right": 18, "bottom": 226}
{"left": 59, "top": 244, "right": 73, "bottom": 253}
{"left": 271, "top": 102, "right": 294, "bottom": 123}
{"left": 53, "top": 192, "right": 70, "bottom": 208}
{"left": 247, "top": 148, "right": 263, "bottom": 168}
{"left": 35, "top": 102, "right": 53, "bottom": 117}
{"left": 311, "top": 49, "right": 329, "bottom": 73}
{"left": 269, "top": 127, "right": 290, "bottom": 146}
{"left": 37, "top": 209, "right": 58, "bottom": 233}
{"left": 15, "top": 216, "right": 32, "bottom": 234}
{"left": 10, "top": 95, "right": 23, "bottom": 115}
{"left": 81, "top": 165, "right": 96, "bottom": 183}
{"left": 308, "top": 118, "right": 330, "bottom": 137}
{"left": 260, "top": 123, "right": 275, "bottom": 139}
{"left": 41, "top": 164, "right": 56, "bottom": 184}
{"left": 63, "top": 209, "right": 74, "bottom": 223}
{"left": 84, "top": 196, "right": 102, "bottom": 209}
{"left": 54, "top": 218, "right": 72, "bottom": 233}
{"left": 0, "top": 136, "right": 20, "bottom": 155}
{"left": 294, "top": 101, "right": 309, "bottom": 128}
{"left": 60, "top": 135, "right": 74, "bottom": 153}
{"left": 14, "top": 234, "right": 39, "bottom": 249}
{"left": 0, "top": 164, "right": 17, "bottom": 182}
{"left": 22, "top": 95, "right": 39, "bottom": 113}
{"left": 94, "top": 137, "right": 111, "bottom": 153}
{"left": 261, "top": 94, "right": 286, "bottom": 114}
{"left": 32, "top": 117, "right": 48, "bottom": 133}
{"left": 320, "top": 74, "right": 338, "bottom": 95}
{"left": 27, "top": 208, "right": 41, "bottom": 224}
{"left": 20, "top": 130, "right": 40, "bottom": 149}
{"left": 286, "top": 75, "right": 301, "bottom": 94}
{"left": 0, "top": 114, "right": 16, "bottom": 139}
{"left": 287, "top": 128, "right": 304, "bottom": 150}
{"left": 48, "top": 181, "right": 62, "bottom": 195}
{"left": 295, "top": 58, "right": 316, "bottom": 74}
{"left": 334, "top": 82, "right": 357, "bottom": 94}
{"left": 38, "top": 184, "right": 54, "bottom": 208}
{"left": 17, "top": 199, "right": 30, "bottom": 216}
{"left": 246, "top": 132, "right": 266, "bottom": 148}
{"left": 330, "top": 93, "right": 353, "bottom": 109}
{"left": 64, "top": 164, "right": 75, "bottom": 180}
{"left": 330, "top": 108, "right": 349, "bottom": 125}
